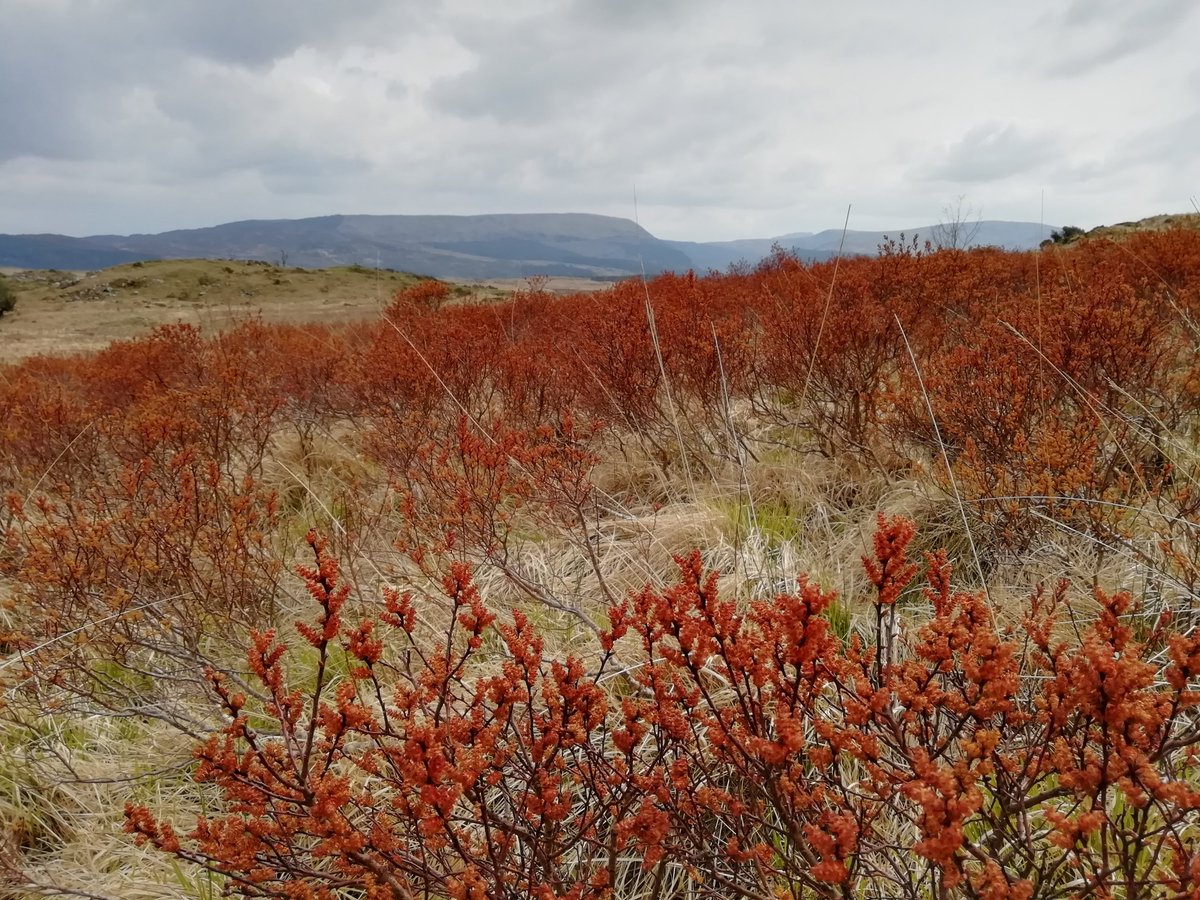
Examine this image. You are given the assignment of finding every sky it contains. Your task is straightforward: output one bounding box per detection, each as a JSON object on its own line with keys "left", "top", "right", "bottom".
{"left": 1, "top": 0, "right": 1197, "bottom": 242}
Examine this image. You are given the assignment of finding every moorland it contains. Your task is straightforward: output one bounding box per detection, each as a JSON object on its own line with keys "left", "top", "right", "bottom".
{"left": 3, "top": 219, "right": 1200, "bottom": 898}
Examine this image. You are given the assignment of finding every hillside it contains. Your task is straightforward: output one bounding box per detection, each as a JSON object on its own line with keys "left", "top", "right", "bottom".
{"left": 0, "top": 258, "right": 449, "bottom": 359}
{"left": 4, "top": 229, "right": 1200, "bottom": 897}
{"left": 0, "top": 258, "right": 625, "bottom": 360}
{"left": 5, "top": 214, "right": 694, "bottom": 279}
{"left": 782, "top": 220, "right": 1056, "bottom": 255}
{"left": 0, "top": 233, "right": 150, "bottom": 269}
{"left": 1, "top": 214, "right": 1058, "bottom": 277}
{"left": 1050, "top": 211, "right": 1200, "bottom": 245}
{"left": 663, "top": 236, "right": 837, "bottom": 271}
{"left": 663, "top": 221, "right": 1055, "bottom": 271}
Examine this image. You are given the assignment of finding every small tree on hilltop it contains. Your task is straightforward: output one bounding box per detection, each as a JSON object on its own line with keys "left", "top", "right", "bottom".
{"left": 931, "top": 194, "right": 983, "bottom": 250}
{"left": 1049, "top": 225, "right": 1086, "bottom": 244}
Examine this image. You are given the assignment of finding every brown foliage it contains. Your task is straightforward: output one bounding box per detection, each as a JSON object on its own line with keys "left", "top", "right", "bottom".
{"left": 125, "top": 519, "right": 1200, "bottom": 898}
{"left": 4, "top": 230, "right": 1200, "bottom": 895}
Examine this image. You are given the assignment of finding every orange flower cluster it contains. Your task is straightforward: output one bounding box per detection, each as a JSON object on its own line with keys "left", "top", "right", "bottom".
{"left": 122, "top": 518, "right": 1200, "bottom": 898}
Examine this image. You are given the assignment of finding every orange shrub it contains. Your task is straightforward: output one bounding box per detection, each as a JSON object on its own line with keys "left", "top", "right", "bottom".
{"left": 125, "top": 518, "right": 1200, "bottom": 898}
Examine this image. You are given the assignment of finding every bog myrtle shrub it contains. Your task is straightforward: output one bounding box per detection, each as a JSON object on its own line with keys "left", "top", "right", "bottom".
{"left": 1, "top": 228, "right": 1199, "bottom": 895}
{"left": 124, "top": 520, "right": 1200, "bottom": 898}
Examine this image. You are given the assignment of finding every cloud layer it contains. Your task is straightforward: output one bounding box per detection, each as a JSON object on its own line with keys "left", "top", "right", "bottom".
{"left": 1, "top": 0, "right": 1196, "bottom": 240}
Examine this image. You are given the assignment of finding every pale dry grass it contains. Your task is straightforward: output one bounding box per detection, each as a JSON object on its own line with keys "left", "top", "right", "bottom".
{"left": 1, "top": 260, "right": 415, "bottom": 361}
{"left": 5, "top": 254, "right": 1199, "bottom": 894}
{"left": 0, "top": 261, "right": 611, "bottom": 362}
{"left": 1, "top": 713, "right": 211, "bottom": 899}
{"left": 3, "top": 413, "right": 1190, "bottom": 896}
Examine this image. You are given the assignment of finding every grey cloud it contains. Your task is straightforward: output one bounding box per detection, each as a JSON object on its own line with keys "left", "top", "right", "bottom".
{"left": 258, "top": 157, "right": 375, "bottom": 195}
{"left": 121, "top": 0, "right": 422, "bottom": 67}
{"left": 0, "top": 0, "right": 430, "bottom": 162}
{"left": 427, "top": 19, "right": 640, "bottom": 121}
{"left": 0, "top": 7, "right": 154, "bottom": 161}
{"left": 1042, "top": 0, "right": 1196, "bottom": 77}
{"left": 425, "top": 0, "right": 748, "bottom": 123}
{"left": 1115, "top": 112, "right": 1200, "bottom": 170}
{"left": 385, "top": 80, "right": 411, "bottom": 101}
{"left": 0, "top": 0, "right": 1195, "bottom": 242}
{"left": 921, "top": 124, "right": 1059, "bottom": 183}
{"left": 429, "top": 52, "right": 599, "bottom": 122}
{"left": 568, "top": 0, "right": 715, "bottom": 30}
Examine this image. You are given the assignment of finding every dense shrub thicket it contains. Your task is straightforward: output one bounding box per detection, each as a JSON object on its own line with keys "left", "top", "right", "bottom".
{"left": 123, "top": 521, "right": 1200, "bottom": 898}
{"left": 4, "top": 230, "right": 1200, "bottom": 897}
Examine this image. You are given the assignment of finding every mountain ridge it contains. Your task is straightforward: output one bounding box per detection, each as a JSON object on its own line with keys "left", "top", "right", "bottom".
{"left": 0, "top": 213, "right": 1057, "bottom": 278}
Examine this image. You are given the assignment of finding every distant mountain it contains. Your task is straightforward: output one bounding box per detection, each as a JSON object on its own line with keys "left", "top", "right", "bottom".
{"left": 0, "top": 234, "right": 148, "bottom": 269}
{"left": 670, "top": 221, "right": 1057, "bottom": 271}
{"left": 0, "top": 215, "right": 1059, "bottom": 276}
{"left": 6, "top": 214, "right": 692, "bottom": 279}
{"left": 664, "top": 237, "right": 838, "bottom": 271}
{"left": 785, "top": 221, "right": 1057, "bottom": 255}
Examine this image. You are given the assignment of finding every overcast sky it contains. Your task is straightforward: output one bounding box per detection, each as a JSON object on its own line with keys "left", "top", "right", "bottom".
{"left": 1, "top": 0, "right": 1197, "bottom": 241}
